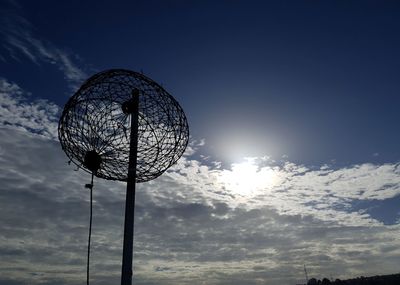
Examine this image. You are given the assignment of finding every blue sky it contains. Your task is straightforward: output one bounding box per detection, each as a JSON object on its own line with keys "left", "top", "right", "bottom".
{"left": 3, "top": 0, "right": 400, "bottom": 165}
{"left": 0, "top": 1, "right": 400, "bottom": 284}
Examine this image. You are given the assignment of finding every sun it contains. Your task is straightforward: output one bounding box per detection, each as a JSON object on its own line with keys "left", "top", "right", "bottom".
{"left": 219, "top": 158, "right": 279, "bottom": 196}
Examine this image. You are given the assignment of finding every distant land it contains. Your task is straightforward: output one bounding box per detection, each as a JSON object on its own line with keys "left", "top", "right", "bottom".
{"left": 298, "top": 273, "right": 400, "bottom": 285}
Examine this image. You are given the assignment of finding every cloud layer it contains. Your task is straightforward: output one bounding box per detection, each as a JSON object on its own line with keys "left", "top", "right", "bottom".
{"left": 0, "top": 81, "right": 399, "bottom": 285}
{"left": 0, "top": 78, "right": 59, "bottom": 139}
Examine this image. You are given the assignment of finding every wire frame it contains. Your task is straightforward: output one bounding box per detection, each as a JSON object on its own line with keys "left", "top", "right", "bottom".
{"left": 58, "top": 69, "right": 189, "bottom": 183}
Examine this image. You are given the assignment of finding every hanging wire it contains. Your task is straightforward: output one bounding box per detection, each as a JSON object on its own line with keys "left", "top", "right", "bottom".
{"left": 85, "top": 173, "right": 95, "bottom": 285}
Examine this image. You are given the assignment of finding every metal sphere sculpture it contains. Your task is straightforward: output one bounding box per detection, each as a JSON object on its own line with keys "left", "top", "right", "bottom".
{"left": 58, "top": 69, "right": 189, "bottom": 182}
{"left": 58, "top": 69, "right": 189, "bottom": 285}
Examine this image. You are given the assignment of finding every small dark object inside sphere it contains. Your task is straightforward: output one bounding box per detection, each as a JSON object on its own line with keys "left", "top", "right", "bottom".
{"left": 121, "top": 98, "right": 138, "bottom": 114}
{"left": 58, "top": 69, "right": 189, "bottom": 182}
{"left": 84, "top": 150, "right": 102, "bottom": 173}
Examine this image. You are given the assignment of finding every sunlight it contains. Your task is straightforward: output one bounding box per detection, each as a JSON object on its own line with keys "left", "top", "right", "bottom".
{"left": 219, "top": 158, "right": 279, "bottom": 196}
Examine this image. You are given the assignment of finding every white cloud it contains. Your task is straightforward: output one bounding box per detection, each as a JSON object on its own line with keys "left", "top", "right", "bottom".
{"left": 0, "top": 78, "right": 59, "bottom": 139}
{"left": 0, "top": 78, "right": 399, "bottom": 284}
{"left": 166, "top": 155, "right": 400, "bottom": 226}
{"left": 0, "top": 4, "right": 87, "bottom": 90}
{"left": 0, "top": 126, "right": 400, "bottom": 285}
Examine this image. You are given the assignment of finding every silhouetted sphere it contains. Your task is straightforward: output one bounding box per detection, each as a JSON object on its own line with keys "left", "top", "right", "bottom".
{"left": 58, "top": 69, "right": 189, "bottom": 182}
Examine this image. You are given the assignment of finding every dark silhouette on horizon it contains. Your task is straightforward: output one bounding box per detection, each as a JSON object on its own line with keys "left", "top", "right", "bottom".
{"left": 302, "top": 273, "right": 400, "bottom": 285}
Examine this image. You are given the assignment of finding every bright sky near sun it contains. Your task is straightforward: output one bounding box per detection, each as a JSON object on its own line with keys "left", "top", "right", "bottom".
{"left": 218, "top": 158, "right": 281, "bottom": 196}
{"left": 1, "top": 1, "right": 400, "bottom": 285}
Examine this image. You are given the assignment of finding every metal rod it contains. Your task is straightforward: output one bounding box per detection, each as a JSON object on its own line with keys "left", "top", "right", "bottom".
{"left": 121, "top": 90, "right": 139, "bottom": 285}
{"left": 87, "top": 173, "right": 94, "bottom": 285}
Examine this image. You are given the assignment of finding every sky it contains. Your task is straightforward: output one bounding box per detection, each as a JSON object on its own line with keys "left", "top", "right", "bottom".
{"left": 0, "top": 0, "right": 400, "bottom": 284}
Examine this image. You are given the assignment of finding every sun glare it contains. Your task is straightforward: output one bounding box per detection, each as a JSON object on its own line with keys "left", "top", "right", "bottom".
{"left": 219, "top": 159, "right": 279, "bottom": 196}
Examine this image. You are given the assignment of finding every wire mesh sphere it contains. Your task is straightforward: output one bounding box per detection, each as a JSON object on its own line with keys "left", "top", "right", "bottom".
{"left": 58, "top": 69, "right": 189, "bottom": 183}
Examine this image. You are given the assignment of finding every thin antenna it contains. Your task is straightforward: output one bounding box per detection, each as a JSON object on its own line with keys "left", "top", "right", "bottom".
{"left": 304, "top": 264, "right": 309, "bottom": 284}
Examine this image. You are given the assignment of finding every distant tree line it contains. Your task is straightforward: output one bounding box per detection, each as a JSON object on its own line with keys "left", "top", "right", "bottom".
{"left": 306, "top": 273, "right": 400, "bottom": 285}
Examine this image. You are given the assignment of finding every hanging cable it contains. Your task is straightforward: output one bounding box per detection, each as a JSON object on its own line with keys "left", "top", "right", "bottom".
{"left": 85, "top": 173, "right": 95, "bottom": 285}
{"left": 82, "top": 149, "right": 101, "bottom": 285}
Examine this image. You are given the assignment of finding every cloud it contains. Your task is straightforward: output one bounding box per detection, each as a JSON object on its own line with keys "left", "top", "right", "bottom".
{"left": 0, "top": 2, "right": 87, "bottom": 90}
{"left": 0, "top": 80, "right": 399, "bottom": 284}
{"left": 1, "top": 123, "right": 400, "bottom": 285}
{"left": 1, "top": 2, "right": 398, "bottom": 284}
{"left": 0, "top": 129, "right": 399, "bottom": 284}
{"left": 166, "top": 155, "right": 400, "bottom": 226}
{"left": 0, "top": 78, "right": 59, "bottom": 139}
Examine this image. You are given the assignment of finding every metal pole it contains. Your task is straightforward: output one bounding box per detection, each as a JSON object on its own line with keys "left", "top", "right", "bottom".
{"left": 121, "top": 90, "right": 139, "bottom": 285}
